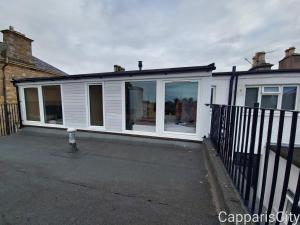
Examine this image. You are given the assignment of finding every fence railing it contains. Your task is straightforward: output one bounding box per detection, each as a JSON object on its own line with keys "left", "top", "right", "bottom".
{"left": 0, "top": 103, "right": 20, "bottom": 136}
{"left": 209, "top": 104, "right": 300, "bottom": 225}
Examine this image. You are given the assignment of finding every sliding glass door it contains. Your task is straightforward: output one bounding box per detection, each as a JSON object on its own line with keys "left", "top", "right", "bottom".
{"left": 22, "top": 85, "right": 63, "bottom": 126}
{"left": 164, "top": 81, "right": 198, "bottom": 134}
{"left": 42, "top": 85, "right": 63, "bottom": 124}
{"left": 24, "top": 87, "right": 40, "bottom": 121}
{"left": 125, "top": 81, "right": 156, "bottom": 132}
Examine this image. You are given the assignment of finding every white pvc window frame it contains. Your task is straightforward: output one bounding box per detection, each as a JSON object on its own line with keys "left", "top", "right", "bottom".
{"left": 20, "top": 84, "right": 65, "bottom": 128}
{"left": 86, "top": 82, "right": 105, "bottom": 131}
{"left": 244, "top": 85, "right": 299, "bottom": 110}
{"left": 121, "top": 78, "right": 202, "bottom": 140}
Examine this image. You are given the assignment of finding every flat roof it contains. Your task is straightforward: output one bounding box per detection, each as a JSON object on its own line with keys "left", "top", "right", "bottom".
{"left": 213, "top": 69, "right": 300, "bottom": 76}
{"left": 13, "top": 63, "right": 216, "bottom": 84}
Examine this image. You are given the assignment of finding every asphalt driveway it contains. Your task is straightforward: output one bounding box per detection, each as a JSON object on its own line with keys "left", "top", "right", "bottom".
{"left": 0, "top": 128, "right": 219, "bottom": 225}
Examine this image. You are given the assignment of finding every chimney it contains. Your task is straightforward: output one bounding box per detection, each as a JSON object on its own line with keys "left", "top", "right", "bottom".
{"left": 138, "top": 61, "right": 142, "bottom": 70}
{"left": 249, "top": 51, "right": 273, "bottom": 71}
{"left": 1, "top": 26, "right": 33, "bottom": 64}
{"left": 279, "top": 47, "right": 300, "bottom": 69}
{"left": 113, "top": 65, "right": 125, "bottom": 72}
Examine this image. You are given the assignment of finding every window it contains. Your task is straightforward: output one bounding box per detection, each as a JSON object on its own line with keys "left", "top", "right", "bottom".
{"left": 164, "top": 81, "right": 198, "bottom": 133}
{"left": 261, "top": 95, "right": 278, "bottom": 109}
{"left": 263, "top": 86, "right": 280, "bottom": 93}
{"left": 210, "top": 86, "right": 216, "bottom": 105}
{"left": 24, "top": 87, "right": 40, "bottom": 121}
{"left": 42, "top": 85, "right": 63, "bottom": 124}
{"left": 282, "top": 86, "right": 297, "bottom": 110}
{"left": 89, "top": 84, "right": 104, "bottom": 126}
{"left": 245, "top": 88, "right": 258, "bottom": 107}
{"left": 125, "top": 81, "right": 156, "bottom": 132}
{"left": 261, "top": 86, "right": 279, "bottom": 109}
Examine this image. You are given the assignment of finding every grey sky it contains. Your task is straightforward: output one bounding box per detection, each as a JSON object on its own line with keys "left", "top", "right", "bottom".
{"left": 1, "top": 0, "right": 299, "bottom": 74}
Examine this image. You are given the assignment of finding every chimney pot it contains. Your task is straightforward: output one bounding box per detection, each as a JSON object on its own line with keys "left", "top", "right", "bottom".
{"left": 1, "top": 26, "right": 33, "bottom": 64}
{"left": 249, "top": 51, "right": 273, "bottom": 71}
{"left": 279, "top": 47, "right": 300, "bottom": 69}
{"left": 287, "top": 47, "right": 296, "bottom": 56}
{"left": 114, "top": 65, "right": 125, "bottom": 72}
{"left": 138, "top": 61, "right": 143, "bottom": 70}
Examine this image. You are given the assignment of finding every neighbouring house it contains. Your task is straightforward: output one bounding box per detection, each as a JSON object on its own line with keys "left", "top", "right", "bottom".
{"left": 212, "top": 47, "right": 300, "bottom": 218}
{"left": 212, "top": 47, "right": 300, "bottom": 144}
{"left": 13, "top": 63, "right": 215, "bottom": 141}
{"left": 0, "top": 26, "right": 66, "bottom": 104}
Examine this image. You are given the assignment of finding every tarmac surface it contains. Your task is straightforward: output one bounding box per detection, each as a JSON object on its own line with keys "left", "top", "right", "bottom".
{"left": 0, "top": 129, "right": 219, "bottom": 225}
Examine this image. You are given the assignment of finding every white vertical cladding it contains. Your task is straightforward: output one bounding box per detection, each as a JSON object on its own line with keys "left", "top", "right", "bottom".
{"left": 62, "top": 82, "right": 88, "bottom": 129}
{"left": 104, "top": 81, "right": 123, "bottom": 132}
{"left": 198, "top": 76, "right": 212, "bottom": 139}
{"left": 156, "top": 80, "right": 164, "bottom": 135}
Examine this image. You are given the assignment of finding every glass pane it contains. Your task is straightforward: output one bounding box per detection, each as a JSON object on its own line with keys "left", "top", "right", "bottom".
{"left": 89, "top": 85, "right": 103, "bottom": 126}
{"left": 261, "top": 95, "right": 278, "bottom": 109}
{"left": 125, "top": 81, "right": 156, "bottom": 132}
{"left": 42, "top": 85, "right": 63, "bottom": 124}
{"left": 164, "top": 81, "right": 198, "bottom": 133}
{"left": 282, "top": 87, "right": 297, "bottom": 110}
{"left": 245, "top": 88, "right": 258, "bottom": 107}
{"left": 24, "top": 88, "right": 40, "bottom": 121}
{"left": 210, "top": 87, "right": 216, "bottom": 105}
{"left": 263, "top": 86, "right": 279, "bottom": 93}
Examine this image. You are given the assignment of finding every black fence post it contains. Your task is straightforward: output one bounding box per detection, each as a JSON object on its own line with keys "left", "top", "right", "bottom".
{"left": 266, "top": 110, "right": 285, "bottom": 225}
{"left": 258, "top": 109, "right": 274, "bottom": 215}
{"left": 251, "top": 108, "right": 265, "bottom": 213}
{"left": 245, "top": 103, "right": 259, "bottom": 206}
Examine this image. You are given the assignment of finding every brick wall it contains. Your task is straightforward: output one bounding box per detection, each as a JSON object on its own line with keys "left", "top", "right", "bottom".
{"left": 0, "top": 63, "right": 58, "bottom": 104}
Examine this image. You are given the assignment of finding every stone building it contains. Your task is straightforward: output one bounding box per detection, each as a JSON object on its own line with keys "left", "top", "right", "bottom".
{"left": 0, "top": 26, "right": 66, "bottom": 104}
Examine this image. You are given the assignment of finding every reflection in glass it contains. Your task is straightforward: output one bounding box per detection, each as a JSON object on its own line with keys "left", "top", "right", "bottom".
{"left": 261, "top": 95, "right": 278, "bottom": 109}
{"left": 164, "top": 82, "right": 198, "bottom": 133}
{"left": 24, "top": 88, "right": 40, "bottom": 121}
{"left": 245, "top": 88, "right": 258, "bottom": 107}
{"left": 42, "top": 85, "right": 63, "bottom": 124}
{"left": 282, "top": 87, "right": 297, "bottom": 110}
{"left": 89, "top": 85, "right": 103, "bottom": 126}
{"left": 125, "top": 81, "right": 156, "bottom": 132}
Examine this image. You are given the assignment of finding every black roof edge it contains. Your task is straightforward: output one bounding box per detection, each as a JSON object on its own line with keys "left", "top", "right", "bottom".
{"left": 213, "top": 69, "right": 300, "bottom": 76}
{"left": 13, "top": 63, "right": 216, "bottom": 84}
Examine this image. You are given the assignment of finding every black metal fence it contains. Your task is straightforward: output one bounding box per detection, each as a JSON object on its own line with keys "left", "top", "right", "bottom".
{"left": 210, "top": 104, "right": 300, "bottom": 225}
{"left": 0, "top": 103, "right": 20, "bottom": 136}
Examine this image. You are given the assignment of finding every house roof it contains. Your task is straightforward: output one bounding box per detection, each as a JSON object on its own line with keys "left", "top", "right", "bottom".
{"left": 32, "top": 57, "right": 67, "bottom": 76}
{"left": 13, "top": 63, "right": 216, "bottom": 84}
{"left": 213, "top": 69, "right": 300, "bottom": 76}
{"left": 32, "top": 56, "right": 67, "bottom": 75}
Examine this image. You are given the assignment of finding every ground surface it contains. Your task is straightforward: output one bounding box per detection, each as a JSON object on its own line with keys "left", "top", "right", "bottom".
{"left": 0, "top": 129, "right": 219, "bottom": 225}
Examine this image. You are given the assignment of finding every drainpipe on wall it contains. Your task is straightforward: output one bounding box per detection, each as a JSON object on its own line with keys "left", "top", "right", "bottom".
{"left": 233, "top": 67, "right": 238, "bottom": 106}
{"left": 227, "top": 66, "right": 236, "bottom": 105}
{"left": 13, "top": 80, "right": 23, "bottom": 129}
{"left": 1, "top": 56, "right": 10, "bottom": 134}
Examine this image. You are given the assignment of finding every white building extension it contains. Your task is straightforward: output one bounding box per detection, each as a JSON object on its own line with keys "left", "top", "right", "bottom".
{"left": 14, "top": 64, "right": 215, "bottom": 141}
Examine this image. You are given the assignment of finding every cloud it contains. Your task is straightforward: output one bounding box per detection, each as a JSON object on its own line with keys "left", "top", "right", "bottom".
{"left": 0, "top": 0, "right": 299, "bottom": 74}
